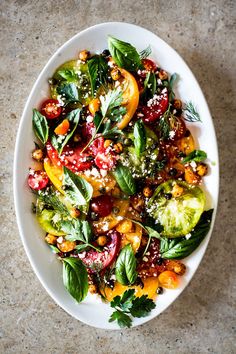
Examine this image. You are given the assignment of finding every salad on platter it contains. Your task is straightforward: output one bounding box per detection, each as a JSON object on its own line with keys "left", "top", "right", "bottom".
{"left": 28, "top": 36, "right": 213, "bottom": 328}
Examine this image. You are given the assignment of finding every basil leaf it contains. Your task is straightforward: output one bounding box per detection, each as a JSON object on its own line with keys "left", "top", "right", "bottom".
{"left": 108, "top": 35, "right": 141, "bottom": 71}
{"left": 113, "top": 163, "right": 136, "bottom": 195}
{"left": 88, "top": 55, "right": 109, "bottom": 96}
{"left": 57, "top": 68, "right": 77, "bottom": 82}
{"left": 133, "top": 120, "right": 147, "bottom": 157}
{"left": 182, "top": 150, "right": 207, "bottom": 164}
{"left": 140, "top": 45, "right": 152, "bottom": 59}
{"left": 57, "top": 83, "right": 79, "bottom": 102}
{"left": 51, "top": 108, "right": 81, "bottom": 155}
{"left": 63, "top": 258, "right": 88, "bottom": 303}
{"left": 32, "top": 109, "right": 49, "bottom": 145}
{"left": 161, "top": 209, "right": 214, "bottom": 259}
{"left": 142, "top": 72, "right": 156, "bottom": 100}
{"left": 63, "top": 167, "right": 93, "bottom": 206}
{"left": 115, "top": 244, "right": 138, "bottom": 285}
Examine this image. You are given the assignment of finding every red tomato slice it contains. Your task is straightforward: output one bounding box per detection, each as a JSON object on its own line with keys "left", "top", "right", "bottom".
{"left": 28, "top": 170, "right": 49, "bottom": 190}
{"left": 41, "top": 99, "right": 62, "bottom": 120}
{"left": 137, "top": 238, "right": 166, "bottom": 278}
{"left": 46, "top": 142, "right": 93, "bottom": 172}
{"left": 89, "top": 137, "right": 105, "bottom": 156}
{"left": 78, "top": 230, "right": 121, "bottom": 272}
{"left": 95, "top": 149, "right": 116, "bottom": 170}
{"left": 141, "top": 89, "right": 169, "bottom": 124}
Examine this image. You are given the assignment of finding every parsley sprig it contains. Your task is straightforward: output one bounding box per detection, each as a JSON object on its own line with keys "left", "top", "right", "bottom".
{"left": 82, "top": 88, "right": 125, "bottom": 151}
{"left": 109, "top": 289, "right": 156, "bottom": 328}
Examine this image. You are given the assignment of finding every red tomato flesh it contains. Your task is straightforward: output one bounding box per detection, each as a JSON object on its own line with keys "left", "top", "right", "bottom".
{"left": 138, "top": 238, "right": 166, "bottom": 278}
{"left": 95, "top": 150, "right": 116, "bottom": 170}
{"left": 78, "top": 230, "right": 121, "bottom": 272}
{"left": 28, "top": 170, "right": 49, "bottom": 190}
{"left": 41, "top": 99, "right": 62, "bottom": 120}
{"left": 141, "top": 88, "right": 169, "bottom": 124}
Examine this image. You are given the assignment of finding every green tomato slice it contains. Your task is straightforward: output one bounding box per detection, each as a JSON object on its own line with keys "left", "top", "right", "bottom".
{"left": 147, "top": 180, "right": 205, "bottom": 238}
{"left": 36, "top": 209, "right": 65, "bottom": 236}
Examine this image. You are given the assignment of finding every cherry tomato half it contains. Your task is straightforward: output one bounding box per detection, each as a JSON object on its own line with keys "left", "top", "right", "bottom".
{"left": 90, "top": 195, "right": 113, "bottom": 217}
{"left": 78, "top": 230, "right": 121, "bottom": 272}
{"left": 41, "top": 99, "right": 62, "bottom": 120}
{"left": 142, "top": 58, "right": 157, "bottom": 72}
{"left": 141, "top": 89, "right": 169, "bottom": 124}
{"left": 94, "top": 149, "right": 116, "bottom": 170}
{"left": 28, "top": 170, "right": 49, "bottom": 190}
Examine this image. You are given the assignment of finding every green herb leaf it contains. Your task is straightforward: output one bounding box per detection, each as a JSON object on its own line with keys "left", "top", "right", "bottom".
{"left": 63, "top": 258, "right": 88, "bottom": 303}
{"left": 63, "top": 167, "right": 93, "bottom": 206}
{"left": 108, "top": 35, "right": 141, "bottom": 72}
{"left": 109, "top": 288, "right": 156, "bottom": 328}
{"left": 37, "top": 189, "right": 69, "bottom": 215}
{"left": 181, "top": 150, "right": 207, "bottom": 164}
{"left": 184, "top": 101, "right": 202, "bottom": 122}
{"left": 57, "top": 68, "right": 77, "bottom": 82}
{"left": 140, "top": 45, "right": 152, "bottom": 59}
{"left": 142, "top": 72, "right": 157, "bottom": 100}
{"left": 57, "top": 83, "right": 79, "bottom": 102}
{"left": 133, "top": 120, "right": 147, "bottom": 157}
{"left": 88, "top": 55, "right": 109, "bottom": 96}
{"left": 100, "top": 88, "right": 123, "bottom": 119}
{"left": 113, "top": 163, "right": 136, "bottom": 195}
{"left": 168, "top": 73, "right": 179, "bottom": 101}
{"left": 109, "top": 310, "right": 132, "bottom": 328}
{"left": 115, "top": 244, "right": 138, "bottom": 285}
{"left": 161, "top": 209, "right": 214, "bottom": 259}
{"left": 51, "top": 108, "right": 81, "bottom": 154}
{"left": 32, "top": 109, "right": 49, "bottom": 145}
{"left": 130, "top": 295, "right": 156, "bottom": 317}
{"left": 48, "top": 245, "right": 60, "bottom": 253}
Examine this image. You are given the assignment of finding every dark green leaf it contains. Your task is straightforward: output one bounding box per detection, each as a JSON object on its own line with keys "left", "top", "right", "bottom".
{"left": 63, "top": 258, "right": 88, "bottom": 303}
{"left": 109, "top": 310, "right": 132, "bottom": 328}
{"left": 57, "top": 83, "right": 79, "bottom": 102}
{"left": 108, "top": 35, "right": 141, "bottom": 72}
{"left": 51, "top": 108, "right": 81, "bottom": 155}
{"left": 49, "top": 245, "right": 60, "bottom": 253}
{"left": 184, "top": 101, "right": 202, "bottom": 122}
{"left": 115, "top": 244, "right": 138, "bottom": 285}
{"left": 57, "top": 68, "right": 77, "bottom": 82}
{"left": 168, "top": 73, "right": 179, "bottom": 101}
{"left": 32, "top": 109, "right": 49, "bottom": 145}
{"left": 133, "top": 120, "right": 147, "bottom": 157}
{"left": 181, "top": 150, "right": 207, "bottom": 164}
{"left": 130, "top": 295, "right": 156, "bottom": 317}
{"left": 113, "top": 163, "right": 136, "bottom": 195}
{"left": 140, "top": 45, "right": 152, "bottom": 59}
{"left": 75, "top": 244, "right": 90, "bottom": 253}
{"left": 88, "top": 55, "right": 109, "bottom": 96}
{"left": 63, "top": 167, "right": 93, "bottom": 206}
{"left": 161, "top": 209, "right": 214, "bottom": 259}
{"left": 142, "top": 72, "right": 157, "bottom": 100}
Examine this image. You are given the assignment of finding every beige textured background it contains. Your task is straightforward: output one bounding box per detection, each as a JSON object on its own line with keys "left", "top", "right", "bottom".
{"left": 1, "top": 1, "right": 236, "bottom": 353}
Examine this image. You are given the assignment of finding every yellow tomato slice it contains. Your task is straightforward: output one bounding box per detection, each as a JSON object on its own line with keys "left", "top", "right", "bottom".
{"left": 176, "top": 132, "right": 195, "bottom": 155}
{"left": 82, "top": 173, "right": 116, "bottom": 198}
{"left": 44, "top": 158, "right": 64, "bottom": 194}
{"left": 117, "top": 68, "right": 139, "bottom": 130}
{"left": 93, "top": 199, "right": 130, "bottom": 234}
{"left": 120, "top": 224, "right": 142, "bottom": 253}
{"left": 103, "top": 277, "right": 159, "bottom": 301}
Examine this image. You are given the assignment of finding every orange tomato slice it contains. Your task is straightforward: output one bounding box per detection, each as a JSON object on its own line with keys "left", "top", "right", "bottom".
{"left": 103, "top": 277, "right": 159, "bottom": 301}
{"left": 120, "top": 224, "right": 142, "bottom": 253}
{"left": 117, "top": 68, "right": 139, "bottom": 130}
{"left": 44, "top": 158, "right": 64, "bottom": 194}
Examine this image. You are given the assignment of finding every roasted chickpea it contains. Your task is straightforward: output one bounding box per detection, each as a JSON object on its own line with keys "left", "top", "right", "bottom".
{"left": 184, "top": 165, "right": 201, "bottom": 185}
{"left": 104, "top": 139, "right": 113, "bottom": 148}
{"left": 113, "top": 142, "right": 123, "bottom": 153}
{"left": 172, "top": 184, "right": 184, "bottom": 198}
{"left": 143, "top": 186, "right": 153, "bottom": 198}
{"left": 70, "top": 208, "right": 81, "bottom": 218}
{"left": 159, "top": 70, "right": 168, "bottom": 80}
{"left": 111, "top": 186, "right": 121, "bottom": 198}
{"left": 45, "top": 233, "right": 57, "bottom": 245}
{"left": 196, "top": 163, "right": 208, "bottom": 177}
{"left": 96, "top": 235, "right": 108, "bottom": 246}
{"left": 73, "top": 134, "right": 81, "bottom": 143}
{"left": 173, "top": 99, "right": 182, "bottom": 110}
{"left": 88, "top": 284, "right": 98, "bottom": 294}
{"left": 79, "top": 50, "right": 90, "bottom": 62}
{"left": 116, "top": 220, "right": 133, "bottom": 233}
{"left": 111, "top": 68, "right": 121, "bottom": 81}
{"left": 88, "top": 98, "right": 100, "bottom": 115}
{"left": 131, "top": 194, "right": 145, "bottom": 212}
{"left": 32, "top": 149, "right": 43, "bottom": 161}
{"left": 166, "top": 260, "right": 186, "bottom": 275}
{"left": 57, "top": 239, "right": 76, "bottom": 252}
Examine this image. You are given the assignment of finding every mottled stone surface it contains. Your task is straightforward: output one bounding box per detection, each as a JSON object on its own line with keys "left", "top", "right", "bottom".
{"left": 1, "top": 0, "right": 235, "bottom": 353}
